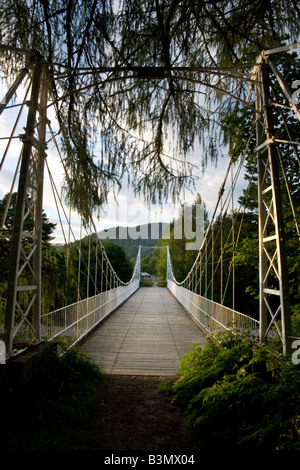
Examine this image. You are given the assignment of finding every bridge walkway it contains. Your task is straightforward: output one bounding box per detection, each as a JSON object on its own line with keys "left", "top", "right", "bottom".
{"left": 82, "top": 286, "right": 209, "bottom": 376}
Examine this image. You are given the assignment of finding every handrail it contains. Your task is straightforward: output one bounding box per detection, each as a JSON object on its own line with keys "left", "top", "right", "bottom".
{"left": 42, "top": 246, "right": 141, "bottom": 347}
{"left": 167, "top": 247, "right": 259, "bottom": 337}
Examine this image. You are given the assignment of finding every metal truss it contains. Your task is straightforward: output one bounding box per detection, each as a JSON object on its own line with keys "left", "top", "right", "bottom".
{"left": 3, "top": 59, "right": 48, "bottom": 355}
{"left": 255, "top": 46, "right": 300, "bottom": 354}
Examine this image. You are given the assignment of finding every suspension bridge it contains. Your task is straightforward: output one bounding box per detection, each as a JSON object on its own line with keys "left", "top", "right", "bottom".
{"left": 0, "top": 43, "right": 299, "bottom": 378}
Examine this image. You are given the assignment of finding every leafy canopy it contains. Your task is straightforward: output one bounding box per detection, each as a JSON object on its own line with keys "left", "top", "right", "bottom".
{"left": 1, "top": 1, "right": 299, "bottom": 217}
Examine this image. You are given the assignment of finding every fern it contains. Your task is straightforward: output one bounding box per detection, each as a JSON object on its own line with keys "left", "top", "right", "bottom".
{"left": 164, "top": 330, "right": 300, "bottom": 449}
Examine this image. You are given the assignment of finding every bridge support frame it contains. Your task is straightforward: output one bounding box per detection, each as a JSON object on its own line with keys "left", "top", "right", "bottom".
{"left": 3, "top": 60, "right": 48, "bottom": 356}
{"left": 256, "top": 57, "right": 292, "bottom": 355}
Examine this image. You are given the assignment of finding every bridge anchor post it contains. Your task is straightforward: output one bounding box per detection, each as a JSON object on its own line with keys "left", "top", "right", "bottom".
{"left": 4, "top": 60, "right": 48, "bottom": 356}
{"left": 256, "top": 58, "right": 292, "bottom": 355}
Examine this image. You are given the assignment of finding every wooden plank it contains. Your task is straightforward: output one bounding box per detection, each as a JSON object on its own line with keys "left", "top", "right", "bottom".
{"left": 82, "top": 287, "right": 209, "bottom": 376}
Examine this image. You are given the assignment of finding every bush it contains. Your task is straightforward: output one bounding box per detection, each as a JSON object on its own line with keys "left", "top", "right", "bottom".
{"left": 140, "top": 279, "right": 154, "bottom": 287}
{"left": 0, "top": 341, "right": 105, "bottom": 450}
{"left": 162, "top": 330, "right": 300, "bottom": 450}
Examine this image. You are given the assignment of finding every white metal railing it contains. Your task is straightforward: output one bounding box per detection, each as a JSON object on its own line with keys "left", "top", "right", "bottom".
{"left": 42, "top": 246, "right": 141, "bottom": 347}
{"left": 167, "top": 247, "right": 259, "bottom": 337}
{"left": 42, "top": 280, "right": 139, "bottom": 346}
{"left": 167, "top": 280, "right": 259, "bottom": 336}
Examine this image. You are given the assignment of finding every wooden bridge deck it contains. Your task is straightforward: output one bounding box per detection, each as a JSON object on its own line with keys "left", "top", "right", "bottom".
{"left": 82, "top": 286, "right": 209, "bottom": 376}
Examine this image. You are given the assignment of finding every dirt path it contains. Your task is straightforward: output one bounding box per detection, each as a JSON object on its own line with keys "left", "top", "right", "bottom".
{"left": 79, "top": 374, "right": 208, "bottom": 451}
{"left": 0, "top": 370, "right": 210, "bottom": 451}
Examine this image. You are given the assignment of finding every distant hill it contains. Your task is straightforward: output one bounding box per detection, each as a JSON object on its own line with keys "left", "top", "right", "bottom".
{"left": 98, "top": 222, "right": 169, "bottom": 259}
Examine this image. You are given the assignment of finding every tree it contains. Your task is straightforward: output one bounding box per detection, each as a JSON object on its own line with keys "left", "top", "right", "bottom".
{"left": 102, "top": 240, "right": 134, "bottom": 283}
{"left": 141, "top": 255, "right": 157, "bottom": 276}
{"left": 0, "top": 192, "right": 56, "bottom": 243}
{"left": 1, "top": 1, "right": 299, "bottom": 217}
{"left": 0, "top": 192, "right": 56, "bottom": 280}
{"left": 155, "top": 193, "right": 208, "bottom": 282}
{"left": 220, "top": 51, "right": 300, "bottom": 326}
{"left": 62, "top": 237, "right": 134, "bottom": 301}
{"left": 0, "top": 192, "right": 57, "bottom": 321}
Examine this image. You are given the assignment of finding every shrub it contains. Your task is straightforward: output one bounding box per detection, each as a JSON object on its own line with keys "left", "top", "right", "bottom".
{"left": 163, "top": 330, "right": 300, "bottom": 449}
{"left": 0, "top": 341, "right": 105, "bottom": 450}
{"left": 140, "top": 279, "right": 153, "bottom": 287}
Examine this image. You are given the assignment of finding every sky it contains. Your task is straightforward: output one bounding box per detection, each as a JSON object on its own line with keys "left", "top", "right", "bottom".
{"left": 0, "top": 74, "right": 246, "bottom": 245}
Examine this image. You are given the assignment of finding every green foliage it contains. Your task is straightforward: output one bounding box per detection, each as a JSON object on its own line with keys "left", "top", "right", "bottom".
{"left": 164, "top": 331, "right": 300, "bottom": 449}
{"left": 50, "top": 339, "right": 104, "bottom": 393}
{"left": 154, "top": 245, "right": 168, "bottom": 281}
{"left": 141, "top": 255, "right": 157, "bottom": 276}
{"left": 140, "top": 279, "right": 154, "bottom": 287}
{"left": 0, "top": 192, "right": 58, "bottom": 321}
{"left": 0, "top": 342, "right": 105, "bottom": 450}
{"left": 102, "top": 240, "right": 133, "bottom": 282}
{"left": 45, "top": 238, "right": 134, "bottom": 310}
{"left": 291, "top": 305, "right": 300, "bottom": 337}
{"left": 0, "top": 192, "right": 56, "bottom": 243}
{"left": 155, "top": 194, "right": 207, "bottom": 282}
{"left": 157, "top": 280, "right": 167, "bottom": 287}
{"left": 0, "top": 227, "right": 134, "bottom": 326}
